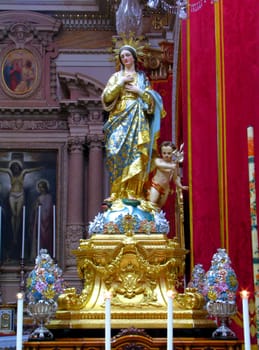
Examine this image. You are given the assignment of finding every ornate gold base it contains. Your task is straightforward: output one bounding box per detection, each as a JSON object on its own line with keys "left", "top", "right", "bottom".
{"left": 53, "top": 232, "right": 215, "bottom": 330}
{"left": 52, "top": 309, "right": 215, "bottom": 329}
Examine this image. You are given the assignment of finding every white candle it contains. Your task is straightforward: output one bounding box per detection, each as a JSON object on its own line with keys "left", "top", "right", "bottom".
{"left": 240, "top": 290, "right": 251, "bottom": 350}
{"left": 16, "top": 292, "right": 24, "bottom": 350}
{"left": 167, "top": 290, "right": 174, "bottom": 350}
{"left": 247, "top": 126, "right": 253, "bottom": 139}
{"left": 105, "top": 291, "right": 112, "bottom": 350}
{"left": 37, "top": 205, "right": 41, "bottom": 255}
{"left": 21, "top": 205, "right": 25, "bottom": 259}
{"left": 53, "top": 205, "right": 56, "bottom": 259}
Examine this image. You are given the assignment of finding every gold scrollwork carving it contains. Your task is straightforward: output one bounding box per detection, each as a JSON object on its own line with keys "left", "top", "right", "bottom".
{"left": 174, "top": 288, "right": 206, "bottom": 310}
{"left": 54, "top": 234, "right": 215, "bottom": 329}
{"left": 58, "top": 287, "right": 89, "bottom": 310}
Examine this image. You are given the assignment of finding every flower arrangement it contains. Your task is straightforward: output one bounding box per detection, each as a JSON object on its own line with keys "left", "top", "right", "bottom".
{"left": 187, "top": 263, "right": 206, "bottom": 295}
{"left": 203, "top": 248, "right": 238, "bottom": 303}
{"left": 26, "top": 249, "right": 65, "bottom": 303}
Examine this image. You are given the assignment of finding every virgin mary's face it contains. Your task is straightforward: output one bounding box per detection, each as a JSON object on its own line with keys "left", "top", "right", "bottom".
{"left": 119, "top": 49, "right": 135, "bottom": 68}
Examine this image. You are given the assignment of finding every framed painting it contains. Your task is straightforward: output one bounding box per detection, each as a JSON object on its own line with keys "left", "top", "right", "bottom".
{"left": 0, "top": 150, "right": 57, "bottom": 265}
{"left": 1, "top": 48, "right": 40, "bottom": 97}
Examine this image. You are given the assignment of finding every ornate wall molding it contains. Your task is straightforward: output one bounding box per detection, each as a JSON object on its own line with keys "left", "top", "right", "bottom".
{"left": 0, "top": 118, "right": 67, "bottom": 131}
{"left": 0, "top": 11, "right": 61, "bottom": 107}
{"left": 58, "top": 71, "right": 104, "bottom": 100}
{"left": 59, "top": 72, "right": 104, "bottom": 141}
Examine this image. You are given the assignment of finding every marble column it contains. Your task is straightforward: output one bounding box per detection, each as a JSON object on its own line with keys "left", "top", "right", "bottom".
{"left": 66, "top": 136, "right": 86, "bottom": 269}
{"left": 87, "top": 135, "right": 104, "bottom": 223}
{"left": 67, "top": 136, "right": 85, "bottom": 224}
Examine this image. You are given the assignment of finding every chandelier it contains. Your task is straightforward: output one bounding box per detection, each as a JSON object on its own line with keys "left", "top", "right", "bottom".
{"left": 147, "top": 0, "right": 219, "bottom": 19}
{"left": 116, "top": 0, "right": 143, "bottom": 36}
{"left": 116, "top": 0, "right": 219, "bottom": 36}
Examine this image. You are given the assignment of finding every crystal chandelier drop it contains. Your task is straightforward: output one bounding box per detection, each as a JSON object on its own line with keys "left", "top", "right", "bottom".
{"left": 116, "top": 0, "right": 143, "bottom": 36}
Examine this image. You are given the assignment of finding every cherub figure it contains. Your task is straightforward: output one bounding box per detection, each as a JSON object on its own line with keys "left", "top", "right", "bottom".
{"left": 147, "top": 141, "right": 188, "bottom": 208}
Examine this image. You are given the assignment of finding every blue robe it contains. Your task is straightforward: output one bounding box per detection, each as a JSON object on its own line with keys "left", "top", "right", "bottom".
{"left": 102, "top": 70, "right": 165, "bottom": 200}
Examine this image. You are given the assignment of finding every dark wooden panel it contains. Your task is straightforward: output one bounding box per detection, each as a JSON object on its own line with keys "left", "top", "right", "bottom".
{"left": 23, "top": 336, "right": 243, "bottom": 350}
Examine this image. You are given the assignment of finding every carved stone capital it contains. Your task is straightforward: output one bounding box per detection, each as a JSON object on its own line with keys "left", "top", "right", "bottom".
{"left": 67, "top": 136, "right": 86, "bottom": 153}
{"left": 86, "top": 134, "right": 105, "bottom": 150}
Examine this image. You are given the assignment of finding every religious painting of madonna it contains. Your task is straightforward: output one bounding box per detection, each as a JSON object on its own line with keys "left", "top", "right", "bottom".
{"left": 0, "top": 150, "right": 57, "bottom": 265}
{"left": 1, "top": 48, "right": 39, "bottom": 97}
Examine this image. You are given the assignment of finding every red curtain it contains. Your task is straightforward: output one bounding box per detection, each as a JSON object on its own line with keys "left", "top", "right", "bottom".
{"left": 180, "top": 0, "right": 259, "bottom": 344}
{"left": 151, "top": 77, "right": 176, "bottom": 234}
{"left": 152, "top": 76, "right": 173, "bottom": 142}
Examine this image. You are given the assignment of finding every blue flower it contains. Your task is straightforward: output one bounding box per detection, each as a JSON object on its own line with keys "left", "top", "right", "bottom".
{"left": 46, "top": 274, "right": 55, "bottom": 284}
{"left": 26, "top": 249, "right": 65, "bottom": 303}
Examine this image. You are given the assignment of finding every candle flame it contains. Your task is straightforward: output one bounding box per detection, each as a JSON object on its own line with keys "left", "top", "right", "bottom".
{"left": 167, "top": 290, "right": 175, "bottom": 298}
{"left": 104, "top": 291, "right": 112, "bottom": 299}
{"left": 240, "top": 290, "right": 250, "bottom": 299}
{"left": 16, "top": 292, "right": 24, "bottom": 300}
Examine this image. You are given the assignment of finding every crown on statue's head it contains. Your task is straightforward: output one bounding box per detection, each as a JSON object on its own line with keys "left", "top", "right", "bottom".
{"left": 110, "top": 32, "right": 149, "bottom": 65}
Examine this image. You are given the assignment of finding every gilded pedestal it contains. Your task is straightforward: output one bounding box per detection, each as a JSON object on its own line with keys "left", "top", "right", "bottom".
{"left": 53, "top": 231, "right": 215, "bottom": 329}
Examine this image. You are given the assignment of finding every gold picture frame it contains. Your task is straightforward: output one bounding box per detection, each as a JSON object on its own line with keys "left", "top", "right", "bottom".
{"left": 0, "top": 307, "right": 15, "bottom": 334}
{"left": 1, "top": 48, "right": 39, "bottom": 97}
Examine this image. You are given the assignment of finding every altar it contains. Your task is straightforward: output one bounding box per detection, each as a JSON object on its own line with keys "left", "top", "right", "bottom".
{"left": 22, "top": 189, "right": 243, "bottom": 349}
{"left": 23, "top": 334, "right": 243, "bottom": 350}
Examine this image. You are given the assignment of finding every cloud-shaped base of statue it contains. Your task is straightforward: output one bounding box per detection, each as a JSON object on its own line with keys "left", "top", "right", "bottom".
{"left": 88, "top": 198, "right": 169, "bottom": 235}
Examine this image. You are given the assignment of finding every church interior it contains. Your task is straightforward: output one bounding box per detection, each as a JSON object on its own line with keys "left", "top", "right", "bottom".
{"left": 0, "top": 0, "right": 258, "bottom": 349}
